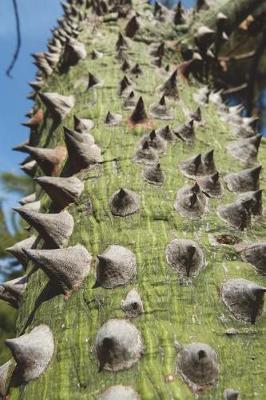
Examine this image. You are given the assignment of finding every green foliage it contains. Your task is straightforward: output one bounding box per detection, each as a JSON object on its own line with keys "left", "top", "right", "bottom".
{"left": 0, "top": 204, "right": 24, "bottom": 261}
{"left": 0, "top": 302, "right": 17, "bottom": 364}
{"left": 0, "top": 173, "right": 32, "bottom": 363}
{"left": 0, "top": 172, "right": 33, "bottom": 196}
{"left": 0, "top": 172, "right": 32, "bottom": 263}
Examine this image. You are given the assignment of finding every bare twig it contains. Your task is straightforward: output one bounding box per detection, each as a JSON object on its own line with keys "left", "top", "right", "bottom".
{"left": 218, "top": 50, "right": 255, "bottom": 62}
{"left": 6, "top": 0, "right": 21, "bottom": 78}
{"left": 223, "top": 83, "right": 247, "bottom": 95}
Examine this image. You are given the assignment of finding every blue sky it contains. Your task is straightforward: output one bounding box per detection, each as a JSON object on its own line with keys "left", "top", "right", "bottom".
{"left": 0, "top": 0, "right": 62, "bottom": 176}
{"left": 0, "top": 0, "right": 63, "bottom": 251}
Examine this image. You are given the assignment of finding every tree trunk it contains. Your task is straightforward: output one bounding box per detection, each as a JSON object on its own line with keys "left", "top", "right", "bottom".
{"left": 2, "top": 0, "right": 266, "bottom": 399}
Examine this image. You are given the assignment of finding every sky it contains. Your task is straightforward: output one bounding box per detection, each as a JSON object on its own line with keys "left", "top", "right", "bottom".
{"left": 0, "top": 0, "right": 63, "bottom": 230}
{"left": 0, "top": 0, "right": 62, "bottom": 176}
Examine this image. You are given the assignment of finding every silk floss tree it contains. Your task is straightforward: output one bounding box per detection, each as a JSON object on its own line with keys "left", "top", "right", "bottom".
{"left": 0, "top": 0, "right": 266, "bottom": 399}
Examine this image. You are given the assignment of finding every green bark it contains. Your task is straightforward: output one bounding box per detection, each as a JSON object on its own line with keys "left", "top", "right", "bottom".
{"left": 2, "top": 1, "right": 266, "bottom": 399}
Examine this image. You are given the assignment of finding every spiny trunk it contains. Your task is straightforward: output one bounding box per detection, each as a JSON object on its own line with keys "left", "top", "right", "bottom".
{"left": 1, "top": 1, "right": 266, "bottom": 400}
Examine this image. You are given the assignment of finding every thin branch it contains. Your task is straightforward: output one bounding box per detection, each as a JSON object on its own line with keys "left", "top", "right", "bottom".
{"left": 6, "top": 0, "right": 21, "bottom": 78}
{"left": 218, "top": 50, "right": 255, "bottom": 62}
{"left": 223, "top": 83, "right": 247, "bottom": 95}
